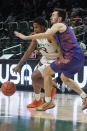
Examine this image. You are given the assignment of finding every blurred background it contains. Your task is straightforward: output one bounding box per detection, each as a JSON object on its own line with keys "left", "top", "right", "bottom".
{"left": 0, "top": 0, "right": 87, "bottom": 54}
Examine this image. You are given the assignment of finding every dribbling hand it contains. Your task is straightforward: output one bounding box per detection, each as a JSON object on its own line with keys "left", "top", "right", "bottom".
{"left": 13, "top": 66, "right": 20, "bottom": 74}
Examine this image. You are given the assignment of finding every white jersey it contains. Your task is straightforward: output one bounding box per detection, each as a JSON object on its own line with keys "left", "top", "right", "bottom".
{"left": 36, "top": 38, "right": 57, "bottom": 64}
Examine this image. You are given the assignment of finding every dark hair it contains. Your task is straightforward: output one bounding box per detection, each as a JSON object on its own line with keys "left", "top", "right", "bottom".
{"left": 53, "top": 8, "right": 66, "bottom": 21}
{"left": 33, "top": 17, "right": 47, "bottom": 28}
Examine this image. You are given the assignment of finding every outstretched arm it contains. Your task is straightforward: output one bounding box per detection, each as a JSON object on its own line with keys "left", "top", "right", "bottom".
{"left": 14, "top": 23, "right": 68, "bottom": 63}
{"left": 14, "top": 23, "right": 66, "bottom": 40}
{"left": 13, "top": 40, "right": 37, "bottom": 73}
{"left": 14, "top": 31, "right": 50, "bottom": 40}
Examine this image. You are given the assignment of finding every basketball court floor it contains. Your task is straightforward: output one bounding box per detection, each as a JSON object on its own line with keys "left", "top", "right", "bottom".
{"left": 0, "top": 90, "right": 87, "bottom": 131}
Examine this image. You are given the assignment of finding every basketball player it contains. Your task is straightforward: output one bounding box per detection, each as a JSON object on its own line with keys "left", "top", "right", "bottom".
{"left": 13, "top": 17, "right": 58, "bottom": 108}
{"left": 14, "top": 8, "right": 87, "bottom": 111}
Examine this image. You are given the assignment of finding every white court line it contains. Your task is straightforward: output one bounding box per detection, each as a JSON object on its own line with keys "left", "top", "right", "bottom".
{"left": 0, "top": 116, "right": 13, "bottom": 118}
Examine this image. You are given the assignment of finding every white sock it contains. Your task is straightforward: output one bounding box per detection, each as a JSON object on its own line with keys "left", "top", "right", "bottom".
{"left": 80, "top": 92, "right": 87, "bottom": 99}
{"left": 35, "top": 93, "right": 40, "bottom": 101}
{"left": 45, "top": 97, "right": 51, "bottom": 103}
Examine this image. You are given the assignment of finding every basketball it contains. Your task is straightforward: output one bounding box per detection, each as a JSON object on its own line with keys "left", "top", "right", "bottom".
{"left": 1, "top": 81, "right": 16, "bottom": 96}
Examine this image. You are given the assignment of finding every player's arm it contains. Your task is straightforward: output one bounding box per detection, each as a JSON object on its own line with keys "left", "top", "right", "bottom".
{"left": 14, "top": 30, "right": 64, "bottom": 59}
{"left": 13, "top": 40, "right": 37, "bottom": 73}
{"left": 17, "top": 40, "right": 37, "bottom": 67}
{"left": 14, "top": 23, "right": 66, "bottom": 40}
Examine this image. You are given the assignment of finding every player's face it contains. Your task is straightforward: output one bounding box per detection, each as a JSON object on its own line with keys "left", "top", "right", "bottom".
{"left": 33, "top": 23, "right": 45, "bottom": 33}
{"left": 50, "top": 11, "right": 59, "bottom": 24}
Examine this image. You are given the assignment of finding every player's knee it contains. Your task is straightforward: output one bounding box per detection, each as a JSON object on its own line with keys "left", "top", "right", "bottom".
{"left": 31, "top": 71, "right": 39, "bottom": 81}
{"left": 43, "top": 66, "right": 55, "bottom": 77}
{"left": 60, "top": 73, "right": 70, "bottom": 84}
{"left": 43, "top": 67, "right": 50, "bottom": 77}
{"left": 31, "top": 72, "right": 36, "bottom": 81}
{"left": 31, "top": 70, "right": 41, "bottom": 81}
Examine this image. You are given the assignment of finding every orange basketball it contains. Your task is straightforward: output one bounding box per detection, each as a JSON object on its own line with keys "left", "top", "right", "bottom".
{"left": 1, "top": 81, "right": 16, "bottom": 96}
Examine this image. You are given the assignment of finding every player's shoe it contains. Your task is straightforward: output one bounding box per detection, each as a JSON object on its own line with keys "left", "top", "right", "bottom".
{"left": 82, "top": 97, "right": 87, "bottom": 110}
{"left": 36, "top": 101, "right": 55, "bottom": 111}
{"left": 51, "top": 87, "right": 57, "bottom": 99}
{"left": 27, "top": 98, "right": 43, "bottom": 108}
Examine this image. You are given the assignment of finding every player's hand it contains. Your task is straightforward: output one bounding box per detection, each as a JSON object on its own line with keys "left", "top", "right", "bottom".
{"left": 59, "top": 57, "right": 69, "bottom": 64}
{"left": 13, "top": 65, "right": 20, "bottom": 74}
{"left": 58, "top": 51, "right": 69, "bottom": 64}
{"left": 39, "top": 49, "right": 47, "bottom": 56}
{"left": 14, "top": 31, "right": 26, "bottom": 40}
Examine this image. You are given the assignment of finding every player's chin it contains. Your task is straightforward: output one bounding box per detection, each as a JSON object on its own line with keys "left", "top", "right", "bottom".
{"left": 50, "top": 20, "right": 54, "bottom": 25}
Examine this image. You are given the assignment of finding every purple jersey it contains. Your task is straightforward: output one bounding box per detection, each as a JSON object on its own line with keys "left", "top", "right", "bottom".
{"left": 55, "top": 23, "right": 83, "bottom": 61}
{"left": 50, "top": 23, "right": 85, "bottom": 78}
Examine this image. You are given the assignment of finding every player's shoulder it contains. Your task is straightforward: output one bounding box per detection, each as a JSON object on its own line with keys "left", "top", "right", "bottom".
{"left": 52, "top": 22, "right": 67, "bottom": 33}
{"left": 52, "top": 22, "right": 66, "bottom": 28}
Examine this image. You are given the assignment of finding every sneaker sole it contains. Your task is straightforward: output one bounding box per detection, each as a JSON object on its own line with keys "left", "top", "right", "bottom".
{"left": 27, "top": 104, "right": 43, "bottom": 108}
{"left": 82, "top": 105, "right": 87, "bottom": 110}
{"left": 36, "top": 105, "right": 55, "bottom": 111}
{"left": 27, "top": 102, "right": 43, "bottom": 108}
{"left": 27, "top": 106, "right": 37, "bottom": 108}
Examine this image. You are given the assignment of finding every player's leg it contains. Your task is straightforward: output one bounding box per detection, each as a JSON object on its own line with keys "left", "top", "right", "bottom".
{"left": 27, "top": 65, "right": 57, "bottom": 108}
{"left": 51, "top": 80, "right": 57, "bottom": 98}
{"left": 60, "top": 73, "right": 87, "bottom": 110}
{"left": 36, "top": 66, "right": 56, "bottom": 111}
{"left": 43, "top": 66, "right": 56, "bottom": 97}
{"left": 60, "top": 73, "right": 84, "bottom": 94}
{"left": 32, "top": 70, "right": 44, "bottom": 93}
{"left": 36, "top": 59, "right": 65, "bottom": 111}
{"left": 27, "top": 69, "right": 43, "bottom": 108}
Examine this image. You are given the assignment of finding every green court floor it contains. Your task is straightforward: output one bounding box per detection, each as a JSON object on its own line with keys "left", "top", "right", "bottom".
{"left": 0, "top": 115, "right": 87, "bottom": 131}
{"left": 0, "top": 91, "right": 87, "bottom": 131}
